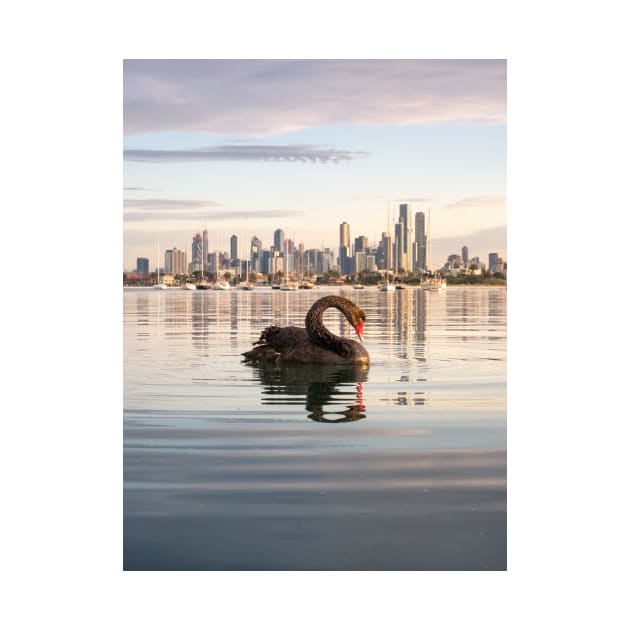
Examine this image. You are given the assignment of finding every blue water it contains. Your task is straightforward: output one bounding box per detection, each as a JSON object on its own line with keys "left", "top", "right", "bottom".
{"left": 123, "top": 285, "right": 506, "bottom": 570}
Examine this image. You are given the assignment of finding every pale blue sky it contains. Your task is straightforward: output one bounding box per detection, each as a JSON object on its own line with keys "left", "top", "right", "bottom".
{"left": 123, "top": 60, "right": 506, "bottom": 270}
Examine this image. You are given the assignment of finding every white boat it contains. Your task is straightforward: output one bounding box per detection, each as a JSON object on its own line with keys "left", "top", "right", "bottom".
{"left": 353, "top": 284, "right": 365, "bottom": 289}
{"left": 379, "top": 283, "right": 395, "bottom": 292}
{"left": 299, "top": 281, "right": 315, "bottom": 289}
{"left": 421, "top": 209, "right": 447, "bottom": 292}
{"left": 212, "top": 280, "right": 231, "bottom": 290}
{"left": 280, "top": 282, "right": 298, "bottom": 291}
{"left": 422, "top": 279, "right": 447, "bottom": 292}
{"left": 181, "top": 282, "right": 197, "bottom": 290}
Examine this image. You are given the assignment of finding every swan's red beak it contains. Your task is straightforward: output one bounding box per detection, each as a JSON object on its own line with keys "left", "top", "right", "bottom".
{"left": 355, "top": 320, "right": 364, "bottom": 343}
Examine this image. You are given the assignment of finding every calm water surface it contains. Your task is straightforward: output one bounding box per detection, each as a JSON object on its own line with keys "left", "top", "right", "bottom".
{"left": 124, "top": 286, "right": 506, "bottom": 570}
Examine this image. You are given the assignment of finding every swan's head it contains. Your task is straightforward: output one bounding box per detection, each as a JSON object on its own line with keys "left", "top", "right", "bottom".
{"left": 354, "top": 319, "right": 364, "bottom": 343}
{"left": 348, "top": 307, "right": 366, "bottom": 343}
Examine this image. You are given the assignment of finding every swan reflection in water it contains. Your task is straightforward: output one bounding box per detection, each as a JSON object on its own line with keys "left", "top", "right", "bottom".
{"left": 247, "top": 362, "right": 369, "bottom": 423}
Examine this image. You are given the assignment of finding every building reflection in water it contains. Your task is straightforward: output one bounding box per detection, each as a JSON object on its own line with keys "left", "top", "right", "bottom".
{"left": 248, "top": 361, "right": 369, "bottom": 423}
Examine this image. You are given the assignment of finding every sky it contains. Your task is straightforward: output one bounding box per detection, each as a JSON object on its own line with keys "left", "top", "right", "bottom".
{"left": 123, "top": 59, "right": 506, "bottom": 271}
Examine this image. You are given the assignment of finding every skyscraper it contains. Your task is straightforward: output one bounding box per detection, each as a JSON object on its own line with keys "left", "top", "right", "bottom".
{"left": 399, "top": 203, "right": 411, "bottom": 270}
{"left": 273, "top": 228, "right": 285, "bottom": 254}
{"left": 462, "top": 246, "right": 469, "bottom": 267}
{"left": 202, "top": 229, "right": 208, "bottom": 271}
{"left": 394, "top": 222, "right": 404, "bottom": 271}
{"left": 251, "top": 236, "right": 262, "bottom": 272}
{"left": 354, "top": 235, "right": 368, "bottom": 253}
{"left": 339, "top": 222, "right": 350, "bottom": 249}
{"left": 192, "top": 233, "right": 203, "bottom": 272}
{"left": 414, "top": 211, "right": 427, "bottom": 271}
{"left": 230, "top": 234, "right": 238, "bottom": 261}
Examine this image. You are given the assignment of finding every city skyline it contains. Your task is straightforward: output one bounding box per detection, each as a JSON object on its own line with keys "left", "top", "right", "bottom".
{"left": 133, "top": 211, "right": 502, "bottom": 278}
{"left": 123, "top": 60, "right": 506, "bottom": 271}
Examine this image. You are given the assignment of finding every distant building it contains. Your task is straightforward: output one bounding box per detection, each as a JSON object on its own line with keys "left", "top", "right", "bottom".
{"left": 394, "top": 222, "right": 404, "bottom": 271}
{"left": 136, "top": 258, "right": 149, "bottom": 275}
{"left": 399, "top": 204, "right": 411, "bottom": 270}
{"left": 354, "top": 235, "right": 368, "bottom": 253}
{"left": 251, "top": 236, "right": 262, "bottom": 272}
{"left": 339, "top": 245, "right": 352, "bottom": 275}
{"left": 202, "top": 230, "right": 209, "bottom": 270}
{"left": 230, "top": 234, "right": 238, "bottom": 261}
{"left": 376, "top": 232, "right": 392, "bottom": 271}
{"left": 489, "top": 252, "right": 505, "bottom": 273}
{"left": 462, "top": 246, "right": 469, "bottom": 267}
{"left": 165, "top": 248, "right": 186, "bottom": 275}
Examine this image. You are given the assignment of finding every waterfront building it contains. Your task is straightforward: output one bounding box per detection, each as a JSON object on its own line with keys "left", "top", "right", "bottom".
{"left": 165, "top": 247, "right": 187, "bottom": 275}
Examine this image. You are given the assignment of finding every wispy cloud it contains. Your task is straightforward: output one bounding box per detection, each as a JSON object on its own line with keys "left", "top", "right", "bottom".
{"left": 123, "top": 208, "right": 305, "bottom": 223}
{"left": 443, "top": 195, "right": 506, "bottom": 210}
{"left": 123, "top": 199, "right": 221, "bottom": 209}
{"left": 124, "top": 60, "right": 506, "bottom": 135}
{"left": 396, "top": 197, "right": 437, "bottom": 204}
{"left": 124, "top": 144, "right": 367, "bottom": 164}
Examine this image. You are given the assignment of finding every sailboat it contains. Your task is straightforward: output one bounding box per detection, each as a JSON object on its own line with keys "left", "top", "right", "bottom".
{"left": 379, "top": 205, "right": 395, "bottom": 291}
{"left": 421, "top": 208, "right": 447, "bottom": 292}
{"left": 240, "top": 222, "right": 255, "bottom": 290}
{"left": 153, "top": 241, "right": 168, "bottom": 289}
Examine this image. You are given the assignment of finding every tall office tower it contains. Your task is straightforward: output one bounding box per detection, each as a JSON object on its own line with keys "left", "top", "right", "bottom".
{"left": 399, "top": 204, "right": 411, "bottom": 270}
{"left": 462, "top": 246, "right": 469, "bottom": 267}
{"left": 394, "top": 221, "right": 404, "bottom": 271}
{"left": 202, "top": 229, "right": 209, "bottom": 270}
{"left": 285, "top": 238, "right": 295, "bottom": 255}
{"left": 137, "top": 257, "right": 149, "bottom": 275}
{"left": 340, "top": 222, "right": 350, "bottom": 249}
{"left": 251, "top": 236, "right": 262, "bottom": 272}
{"left": 261, "top": 249, "right": 271, "bottom": 275}
{"left": 414, "top": 211, "right": 427, "bottom": 271}
{"left": 354, "top": 235, "right": 368, "bottom": 253}
{"left": 230, "top": 234, "right": 238, "bottom": 261}
{"left": 192, "top": 233, "right": 203, "bottom": 272}
{"left": 273, "top": 228, "right": 285, "bottom": 254}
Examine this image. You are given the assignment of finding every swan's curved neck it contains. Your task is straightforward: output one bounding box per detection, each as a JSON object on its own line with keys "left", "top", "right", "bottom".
{"left": 305, "top": 296, "right": 354, "bottom": 353}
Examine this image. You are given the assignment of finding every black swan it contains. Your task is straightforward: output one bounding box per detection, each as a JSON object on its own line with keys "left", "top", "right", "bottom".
{"left": 242, "top": 295, "right": 370, "bottom": 365}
